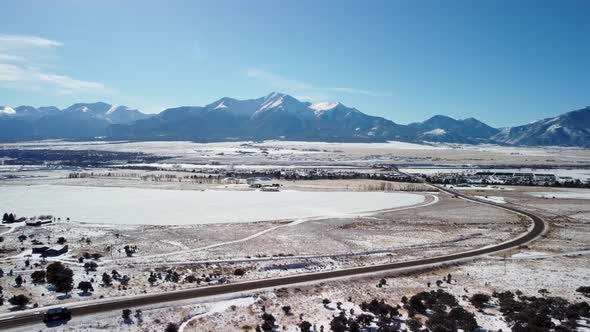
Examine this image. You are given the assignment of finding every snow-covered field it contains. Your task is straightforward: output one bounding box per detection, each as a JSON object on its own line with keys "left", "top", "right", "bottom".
{"left": 528, "top": 190, "right": 590, "bottom": 200}
{"left": 0, "top": 184, "right": 425, "bottom": 225}
{"left": 5, "top": 139, "right": 590, "bottom": 167}
{"left": 1, "top": 139, "right": 443, "bottom": 152}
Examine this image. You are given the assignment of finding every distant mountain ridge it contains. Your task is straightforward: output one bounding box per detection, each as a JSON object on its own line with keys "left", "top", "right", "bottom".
{"left": 1, "top": 93, "right": 589, "bottom": 147}
{"left": 409, "top": 115, "right": 500, "bottom": 143}
{"left": 491, "top": 106, "right": 590, "bottom": 147}
{"left": 108, "top": 92, "right": 416, "bottom": 142}
{"left": 0, "top": 102, "right": 152, "bottom": 141}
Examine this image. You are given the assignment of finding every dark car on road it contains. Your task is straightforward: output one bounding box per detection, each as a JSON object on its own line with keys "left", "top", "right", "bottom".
{"left": 43, "top": 308, "right": 71, "bottom": 323}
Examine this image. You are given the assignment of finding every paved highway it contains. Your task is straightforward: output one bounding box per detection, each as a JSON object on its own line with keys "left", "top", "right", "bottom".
{"left": 0, "top": 185, "right": 547, "bottom": 330}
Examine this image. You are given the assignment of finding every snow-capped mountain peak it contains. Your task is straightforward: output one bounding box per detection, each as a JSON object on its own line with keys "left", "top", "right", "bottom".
{"left": 107, "top": 105, "right": 127, "bottom": 115}
{"left": 260, "top": 96, "right": 284, "bottom": 111}
{"left": 213, "top": 101, "right": 228, "bottom": 109}
{"left": 264, "top": 92, "right": 285, "bottom": 100}
{"left": 310, "top": 102, "right": 340, "bottom": 112}
{"left": 0, "top": 106, "right": 16, "bottom": 115}
{"left": 63, "top": 102, "right": 112, "bottom": 114}
{"left": 256, "top": 93, "right": 308, "bottom": 116}
{"left": 260, "top": 92, "right": 290, "bottom": 111}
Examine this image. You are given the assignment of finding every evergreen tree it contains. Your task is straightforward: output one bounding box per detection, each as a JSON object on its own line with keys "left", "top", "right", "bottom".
{"left": 77, "top": 281, "right": 94, "bottom": 294}
{"left": 15, "top": 275, "right": 23, "bottom": 287}
{"left": 46, "top": 262, "right": 74, "bottom": 295}
{"left": 122, "top": 308, "right": 132, "bottom": 321}
{"left": 102, "top": 272, "right": 112, "bottom": 286}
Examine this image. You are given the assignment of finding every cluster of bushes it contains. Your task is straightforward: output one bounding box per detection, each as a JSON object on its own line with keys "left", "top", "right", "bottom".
{"left": 403, "top": 289, "right": 477, "bottom": 332}
{"left": 577, "top": 286, "right": 590, "bottom": 297}
{"left": 113, "top": 284, "right": 590, "bottom": 331}
{"left": 2, "top": 212, "right": 24, "bottom": 223}
{"left": 79, "top": 252, "right": 103, "bottom": 262}
{"left": 494, "top": 290, "right": 590, "bottom": 331}
{"left": 147, "top": 270, "right": 226, "bottom": 286}
{"left": 102, "top": 270, "right": 131, "bottom": 289}
{"left": 3, "top": 262, "right": 74, "bottom": 310}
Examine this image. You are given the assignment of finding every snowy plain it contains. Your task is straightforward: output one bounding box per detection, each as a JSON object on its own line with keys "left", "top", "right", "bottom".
{"left": 528, "top": 190, "right": 590, "bottom": 200}
{"left": 0, "top": 184, "right": 425, "bottom": 225}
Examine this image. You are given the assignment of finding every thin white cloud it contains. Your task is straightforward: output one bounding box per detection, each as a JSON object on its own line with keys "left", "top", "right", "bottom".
{"left": 245, "top": 67, "right": 391, "bottom": 101}
{"left": 0, "top": 34, "right": 63, "bottom": 48}
{"left": 0, "top": 63, "right": 24, "bottom": 81}
{"left": 327, "top": 87, "right": 392, "bottom": 97}
{"left": 35, "top": 72, "right": 107, "bottom": 91}
{"left": 0, "top": 34, "right": 109, "bottom": 95}
{"left": 0, "top": 54, "right": 25, "bottom": 62}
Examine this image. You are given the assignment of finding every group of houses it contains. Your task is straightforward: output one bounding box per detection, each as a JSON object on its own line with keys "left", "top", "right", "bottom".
{"left": 425, "top": 170, "right": 589, "bottom": 187}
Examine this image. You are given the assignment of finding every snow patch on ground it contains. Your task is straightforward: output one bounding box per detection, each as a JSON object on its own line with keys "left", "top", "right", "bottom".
{"left": 529, "top": 191, "right": 590, "bottom": 200}
{"left": 475, "top": 196, "right": 506, "bottom": 204}
{"left": 510, "top": 251, "right": 549, "bottom": 258}
{"left": 444, "top": 184, "right": 513, "bottom": 191}
{"left": 178, "top": 296, "right": 256, "bottom": 331}
{"left": 509, "top": 250, "right": 590, "bottom": 260}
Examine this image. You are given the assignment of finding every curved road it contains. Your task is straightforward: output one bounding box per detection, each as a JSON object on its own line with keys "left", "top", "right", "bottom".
{"left": 0, "top": 185, "right": 547, "bottom": 330}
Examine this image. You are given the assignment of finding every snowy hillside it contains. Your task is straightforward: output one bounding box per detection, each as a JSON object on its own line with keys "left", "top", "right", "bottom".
{"left": 492, "top": 106, "right": 590, "bottom": 147}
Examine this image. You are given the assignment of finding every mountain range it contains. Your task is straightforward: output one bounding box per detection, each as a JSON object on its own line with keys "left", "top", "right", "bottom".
{"left": 1, "top": 93, "right": 590, "bottom": 147}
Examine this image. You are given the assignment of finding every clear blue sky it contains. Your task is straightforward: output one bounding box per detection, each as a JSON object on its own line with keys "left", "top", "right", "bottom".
{"left": 1, "top": 0, "right": 589, "bottom": 127}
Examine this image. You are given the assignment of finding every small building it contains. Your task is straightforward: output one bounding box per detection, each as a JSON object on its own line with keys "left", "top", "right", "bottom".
{"left": 261, "top": 185, "right": 280, "bottom": 192}
{"left": 26, "top": 219, "right": 53, "bottom": 227}
{"left": 37, "top": 245, "right": 68, "bottom": 257}
{"left": 32, "top": 245, "right": 50, "bottom": 254}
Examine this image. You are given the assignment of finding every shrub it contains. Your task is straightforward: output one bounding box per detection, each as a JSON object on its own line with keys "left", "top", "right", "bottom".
{"left": 576, "top": 286, "right": 590, "bottom": 296}
{"left": 469, "top": 293, "right": 491, "bottom": 308}
{"left": 164, "top": 322, "right": 178, "bottom": 331}
{"left": 281, "top": 305, "right": 292, "bottom": 315}
{"left": 8, "top": 294, "right": 30, "bottom": 307}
